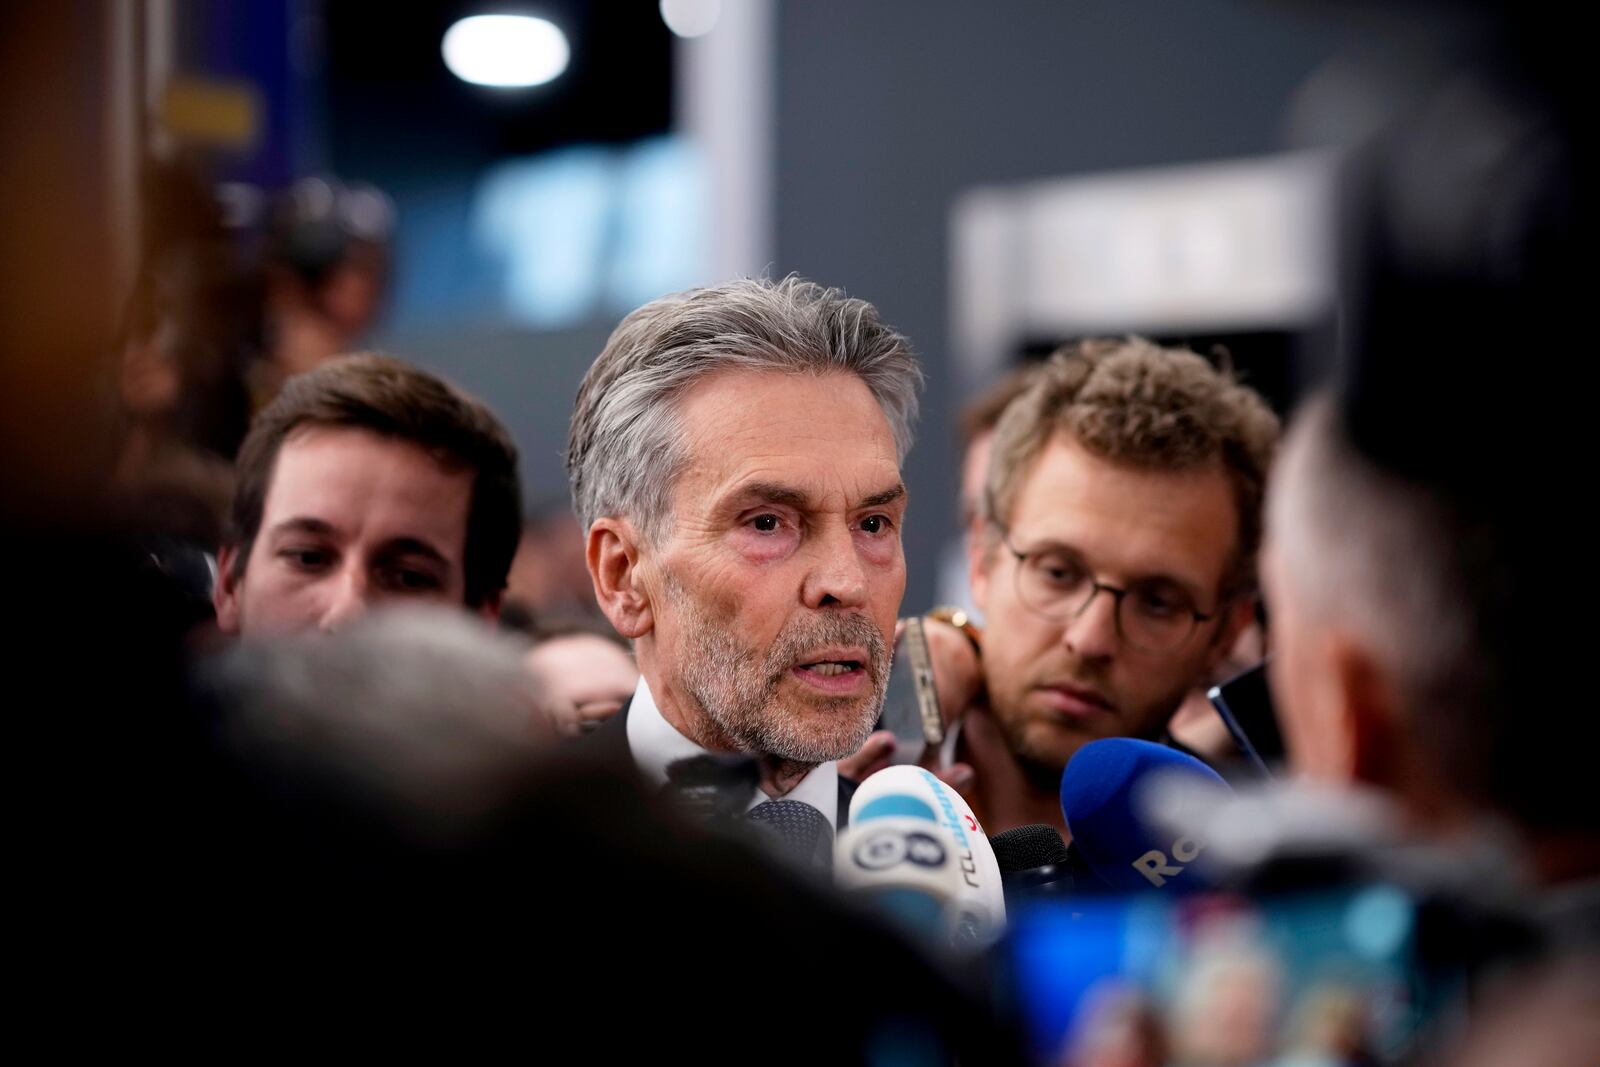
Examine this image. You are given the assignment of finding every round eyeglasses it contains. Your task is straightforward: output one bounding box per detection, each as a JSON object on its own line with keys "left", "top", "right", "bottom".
{"left": 1001, "top": 530, "right": 1218, "bottom": 653}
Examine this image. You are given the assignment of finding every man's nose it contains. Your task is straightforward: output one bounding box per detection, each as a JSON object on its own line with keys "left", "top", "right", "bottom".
{"left": 801, "top": 524, "right": 869, "bottom": 610}
{"left": 1061, "top": 584, "right": 1120, "bottom": 660}
{"left": 318, "top": 565, "right": 372, "bottom": 632}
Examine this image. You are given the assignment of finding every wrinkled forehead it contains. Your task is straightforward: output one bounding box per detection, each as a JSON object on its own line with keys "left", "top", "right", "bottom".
{"left": 668, "top": 369, "right": 903, "bottom": 510}
{"left": 260, "top": 424, "right": 475, "bottom": 534}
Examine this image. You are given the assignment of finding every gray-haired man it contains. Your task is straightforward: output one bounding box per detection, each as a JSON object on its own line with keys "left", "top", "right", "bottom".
{"left": 569, "top": 276, "right": 922, "bottom": 831}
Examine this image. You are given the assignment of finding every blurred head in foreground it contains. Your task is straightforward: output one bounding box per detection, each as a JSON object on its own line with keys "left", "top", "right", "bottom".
{"left": 203, "top": 606, "right": 553, "bottom": 827}
{"left": 184, "top": 607, "right": 1020, "bottom": 1064}
{"left": 1265, "top": 394, "right": 1597, "bottom": 882}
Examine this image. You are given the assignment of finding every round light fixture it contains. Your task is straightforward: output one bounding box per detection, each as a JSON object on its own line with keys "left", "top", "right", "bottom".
{"left": 660, "top": 0, "right": 721, "bottom": 38}
{"left": 442, "top": 15, "right": 570, "bottom": 88}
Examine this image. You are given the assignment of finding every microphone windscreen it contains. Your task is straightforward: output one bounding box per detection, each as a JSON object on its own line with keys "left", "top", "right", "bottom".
{"left": 1059, "top": 738, "right": 1230, "bottom": 893}
{"left": 990, "top": 824, "right": 1069, "bottom": 875}
{"left": 836, "top": 799, "right": 967, "bottom": 941}
{"left": 852, "top": 766, "right": 1006, "bottom": 941}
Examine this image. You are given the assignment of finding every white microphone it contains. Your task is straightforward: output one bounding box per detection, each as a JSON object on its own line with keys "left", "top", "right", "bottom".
{"left": 836, "top": 801, "right": 969, "bottom": 946}
{"left": 848, "top": 766, "right": 1006, "bottom": 944}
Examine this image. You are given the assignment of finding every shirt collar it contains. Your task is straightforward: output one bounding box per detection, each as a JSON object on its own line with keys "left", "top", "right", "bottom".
{"left": 625, "top": 675, "right": 839, "bottom": 828}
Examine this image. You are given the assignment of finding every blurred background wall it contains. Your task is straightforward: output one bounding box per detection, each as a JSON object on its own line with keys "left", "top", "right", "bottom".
{"left": 771, "top": 0, "right": 1364, "bottom": 608}
{"left": 3, "top": 0, "right": 1484, "bottom": 607}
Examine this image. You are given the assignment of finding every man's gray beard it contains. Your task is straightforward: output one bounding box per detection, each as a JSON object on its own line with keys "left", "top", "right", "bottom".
{"left": 664, "top": 577, "right": 889, "bottom": 764}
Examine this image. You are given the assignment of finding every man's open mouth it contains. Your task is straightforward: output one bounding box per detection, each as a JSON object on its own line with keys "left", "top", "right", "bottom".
{"left": 797, "top": 659, "right": 863, "bottom": 677}
{"left": 790, "top": 648, "right": 872, "bottom": 692}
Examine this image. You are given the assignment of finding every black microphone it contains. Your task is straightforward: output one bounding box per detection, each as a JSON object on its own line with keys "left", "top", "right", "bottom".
{"left": 990, "top": 824, "right": 1075, "bottom": 902}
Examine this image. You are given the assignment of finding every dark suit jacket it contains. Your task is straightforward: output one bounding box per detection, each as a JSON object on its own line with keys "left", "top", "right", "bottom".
{"left": 589, "top": 699, "right": 857, "bottom": 831}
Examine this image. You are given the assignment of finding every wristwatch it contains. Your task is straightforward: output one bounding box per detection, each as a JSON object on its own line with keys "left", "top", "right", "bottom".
{"left": 926, "top": 605, "right": 982, "bottom": 653}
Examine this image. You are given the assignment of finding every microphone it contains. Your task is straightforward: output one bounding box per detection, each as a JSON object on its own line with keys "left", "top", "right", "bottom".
{"left": 835, "top": 793, "right": 972, "bottom": 947}
{"left": 850, "top": 766, "right": 1007, "bottom": 944}
{"left": 990, "top": 824, "right": 1074, "bottom": 902}
{"left": 1059, "top": 739, "right": 1231, "bottom": 894}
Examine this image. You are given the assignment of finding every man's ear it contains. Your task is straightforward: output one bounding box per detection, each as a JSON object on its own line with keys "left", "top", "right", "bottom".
{"left": 588, "top": 518, "right": 653, "bottom": 639}
{"left": 1279, "top": 624, "right": 1361, "bottom": 783}
{"left": 214, "top": 543, "right": 244, "bottom": 634}
{"left": 1289, "top": 627, "right": 1401, "bottom": 788}
{"left": 1203, "top": 594, "right": 1259, "bottom": 676}
{"left": 967, "top": 530, "right": 996, "bottom": 614}
{"left": 1328, "top": 635, "right": 1406, "bottom": 792}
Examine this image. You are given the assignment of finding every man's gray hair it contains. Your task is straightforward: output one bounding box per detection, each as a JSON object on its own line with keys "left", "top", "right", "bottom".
{"left": 566, "top": 275, "right": 922, "bottom": 537}
{"left": 199, "top": 607, "right": 547, "bottom": 833}
{"left": 1268, "top": 393, "right": 1490, "bottom": 815}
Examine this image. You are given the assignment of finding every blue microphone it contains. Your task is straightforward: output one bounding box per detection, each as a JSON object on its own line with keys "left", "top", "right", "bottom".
{"left": 1059, "top": 738, "right": 1231, "bottom": 893}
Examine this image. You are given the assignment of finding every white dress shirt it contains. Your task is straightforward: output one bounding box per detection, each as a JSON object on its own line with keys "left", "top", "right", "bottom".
{"left": 625, "top": 675, "right": 840, "bottom": 828}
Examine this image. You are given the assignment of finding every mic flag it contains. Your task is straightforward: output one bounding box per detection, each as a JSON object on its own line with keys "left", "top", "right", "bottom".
{"left": 1060, "top": 738, "right": 1231, "bottom": 894}
{"left": 835, "top": 793, "right": 967, "bottom": 945}
{"left": 850, "top": 765, "right": 1006, "bottom": 943}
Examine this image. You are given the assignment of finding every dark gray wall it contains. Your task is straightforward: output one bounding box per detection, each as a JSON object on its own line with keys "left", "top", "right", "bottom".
{"left": 386, "top": 318, "right": 620, "bottom": 520}
{"left": 771, "top": 0, "right": 1360, "bottom": 610}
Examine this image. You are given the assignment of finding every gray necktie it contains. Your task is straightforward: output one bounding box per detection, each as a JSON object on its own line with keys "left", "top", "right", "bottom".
{"left": 745, "top": 799, "right": 834, "bottom": 875}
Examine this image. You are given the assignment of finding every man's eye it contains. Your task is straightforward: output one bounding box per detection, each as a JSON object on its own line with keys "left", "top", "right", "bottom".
{"left": 749, "top": 513, "right": 782, "bottom": 533}
{"left": 381, "top": 567, "right": 442, "bottom": 593}
{"left": 859, "top": 514, "right": 894, "bottom": 535}
{"left": 1132, "top": 585, "right": 1189, "bottom": 619}
{"left": 280, "top": 547, "right": 332, "bottom": 571}
{"left": 1034, "top": 555, "right": 1085, "bottom": 587}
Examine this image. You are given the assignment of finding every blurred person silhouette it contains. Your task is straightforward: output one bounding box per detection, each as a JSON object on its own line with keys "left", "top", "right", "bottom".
{"left": 1279, "top": 983, "right": 1380, "bottom": 1067}
{"left": 1262, "top": 4, "right": 1597, "bottom": 944}
{"left": 112, "top": 154, "right": 260, "bottom": 551}
{"left": 1264, "top": 394, "right": 1600, "bottom": 928}
{"left": 203, "top": 607, "right": 559, "bottom": 805}
{"left": 1171, "top": 930, "right": 1284, "bottom": 1067}
{"left": 1064, "top": 983, "right": 1168, "bottom": 1067}
{"left": 1429, "top": 956, "right": 1600, "bottom": 1067}
{"left": 503, "top": 500, "right": 603, "bottom": 621}
{"left": 166, "top": 606, "right": 1025, "bottom": 1064}
{"left": 213, "top": 353, "right": 521, "bottom": 636}
{"left": 515, "top": 616, "right": 639, "bottom": 739}
{"left": 253, "top": 176, "right": 393, "bottom": 408}
{"left": 932, "top": 363, "right": 1044, "bottom": 620}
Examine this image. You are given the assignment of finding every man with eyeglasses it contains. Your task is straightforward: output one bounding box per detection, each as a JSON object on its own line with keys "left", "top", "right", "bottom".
{"left": 922, "top": 338, "right": 1279, "bottom": 834}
